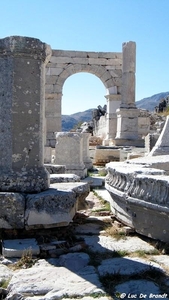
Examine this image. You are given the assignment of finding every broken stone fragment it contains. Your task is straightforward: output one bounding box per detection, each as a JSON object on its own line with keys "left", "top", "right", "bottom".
{"left": 25, "top": 188, "right": 77, "bottom": 229}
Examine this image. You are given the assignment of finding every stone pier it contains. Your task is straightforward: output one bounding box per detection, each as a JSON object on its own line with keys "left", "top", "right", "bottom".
{"left": 0, "top": 36, "right": 51, "bottom": 192}
{"left": 104, "top": 86, "right": 121, "bottom": 145}
{"left": 115, "top": 42, "right": 142, "bottom": 146}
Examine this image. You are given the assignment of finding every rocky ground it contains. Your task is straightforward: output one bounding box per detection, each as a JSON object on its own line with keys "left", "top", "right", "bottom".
{"left": 0, "top": 189, "right": 169, "bottom": 300}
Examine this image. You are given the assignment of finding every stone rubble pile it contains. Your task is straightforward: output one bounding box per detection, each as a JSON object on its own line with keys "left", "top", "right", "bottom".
{"left": 0, "top": 189, "right": 169, "bottom": 300}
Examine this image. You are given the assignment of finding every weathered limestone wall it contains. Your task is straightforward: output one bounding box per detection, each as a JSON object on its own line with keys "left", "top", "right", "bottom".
{"left": 45, "top": 50, "right": 122, "bottom": 146}
{"left": 93, "top": 115, "right": 107, "bottom": 140}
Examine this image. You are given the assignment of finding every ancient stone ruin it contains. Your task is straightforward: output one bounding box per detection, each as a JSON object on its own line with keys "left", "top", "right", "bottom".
{"left": 0, "top": 35, "right": 169, "bottom": 246}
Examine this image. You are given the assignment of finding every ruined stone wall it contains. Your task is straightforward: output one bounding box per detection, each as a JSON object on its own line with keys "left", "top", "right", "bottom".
{"left": 45, "top": 50, "right": 122, "bottom": 146}
{"left": 93, "top": 115, "right": 107, "bottom": 140}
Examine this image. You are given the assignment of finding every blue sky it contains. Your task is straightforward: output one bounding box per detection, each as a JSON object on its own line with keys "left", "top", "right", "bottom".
{"left": 1, "top": 0, "right": 169, "bottom": 114}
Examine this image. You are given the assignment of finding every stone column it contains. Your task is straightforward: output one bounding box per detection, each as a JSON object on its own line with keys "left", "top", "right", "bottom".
{"left": 82, "top": 133, "right": 93, "bottom": 170}
{"left": 45, "top": 91, "right": 62, "bottom": 147}
{"left": 0, "top": 36, "right": 51, "bottom": 192}
{"left": 120, "top": 41, "right": 136, "bottom": 109}
{"left": 115, "top": 42, "right": 143, "bottom": 146}
{"left": 104, "top": 86, "right": 121, "bottom": 145}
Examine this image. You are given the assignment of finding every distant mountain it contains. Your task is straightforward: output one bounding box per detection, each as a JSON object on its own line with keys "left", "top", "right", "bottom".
{"left": 61, "top": 92, "right": 169, "bottom": 131}
{"left": 136, "top": 92, "right": 169, "bottom": 111}
{"left": 62, "top": 108, "right": 94, "bottom": 131}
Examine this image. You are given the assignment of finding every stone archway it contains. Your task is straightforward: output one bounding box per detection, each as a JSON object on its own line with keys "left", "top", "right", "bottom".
{"left": 45, "top": 50, "right": 122, "bottom": 146}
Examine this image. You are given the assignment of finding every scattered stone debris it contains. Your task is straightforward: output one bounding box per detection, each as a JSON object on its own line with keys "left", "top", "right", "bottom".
{"left": 1, "top": 190, "right": 169, "bottom": 299}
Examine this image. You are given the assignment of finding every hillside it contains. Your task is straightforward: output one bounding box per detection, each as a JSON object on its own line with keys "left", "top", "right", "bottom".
{"left": 62, "top": 108, "right": 94, "bottom": 131}
{"left": 136, "top": 92, "right": 169, "bottom": 111}
{"left": 62, "top": 92, "right": 169, "bottom": 131}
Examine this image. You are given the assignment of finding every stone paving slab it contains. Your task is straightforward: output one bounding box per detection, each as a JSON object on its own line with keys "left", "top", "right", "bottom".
{"left": 114, "top": 279, "right": 164, "bottom": 299}
{"left": 93, "top": 188, "right": 112, "bottom": 203}
{"left": 7, "top": 259, "right": 104, "bottom": 299}
{"left": 58, "top": 252, "right": 90, "bottom": 272}
{"left": 98, "top": 256, "right": 163, "bottom": 276}
{"left": 74, "top": 222, "right": 103, "bottom": 235}
{"left": 78, "top": 235, "right": 156, "bottom": 254}
{"left": 150, "top": 254, "right": 169, "bottom": 270}
{"left": 0, "top": 264, "right": 13, "bottom": 281}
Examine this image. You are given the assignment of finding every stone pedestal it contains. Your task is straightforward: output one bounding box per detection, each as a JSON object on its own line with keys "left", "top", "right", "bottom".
{"left": 0, "top": 36, "right": 51, "bottom": 192}
{"left": 115, "top": 108, "right": 143, "bottom": 146}
{"left": 82, "top": 133, "right": 93, "bottom": 170}
{"left": 55, "top": 132, "right": 87, "bottom": 178}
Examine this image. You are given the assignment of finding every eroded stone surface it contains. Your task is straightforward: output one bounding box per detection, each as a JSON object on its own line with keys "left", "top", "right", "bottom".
{"left": 0, "top": 264, "right": 13, "bottom": 282}
{"left": 44, "top": 164, "right": 66, "bottom": 174}
{"left": 7, "top": 259, "right": 104, "bottom": 299}
{"left": 0, "top": 36, "right": 51, "bottom": 193}
{"left": 25, "top": 188, "right": 77, "bottom": 228}
{"left": 98, "top": 256, "right": 162, "bottom": 276}
{"left": 79, "top": 235, "right": 156, "bottom": 254}
{"left": 51, "top": 182, "right": 90, "bottom": 210}
{"left": 0, "top": 193, "right": 25, "bottom": 229}
{"left": 105, "top": 161, "right": 169, "bottom": 242}
{"left": 114, "top": 280, "right": 161, "bottom": 297}
{"left": 58, "top": 252, "right": 90, "bottom": 272}
{"left": 50, "top": 173, "right": 80, "bottom": 183}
